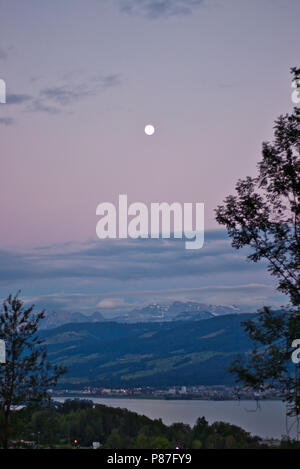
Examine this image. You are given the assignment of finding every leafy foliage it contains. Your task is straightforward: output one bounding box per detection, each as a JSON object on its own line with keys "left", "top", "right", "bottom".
{"left": 4, "top": 399, "right": 266, "bottom": 449}
{"left": 216, "top": 69, "right": 300, "bottom": 306}
{"left": 229, "top": 308, "right": 300, "bottom": 417}
{"left": 216, "top": 68, "right": 300, "bottom": 421}
{"left": 0, "top": 293, "right": 66, "bottom": 448}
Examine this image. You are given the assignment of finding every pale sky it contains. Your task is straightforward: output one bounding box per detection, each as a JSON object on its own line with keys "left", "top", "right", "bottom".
{"left": 0, "top": 0, "right": 298, "bottom": 313}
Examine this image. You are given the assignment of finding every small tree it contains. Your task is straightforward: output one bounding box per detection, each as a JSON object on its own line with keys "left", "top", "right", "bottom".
{"left": 215, "top": 68, "right": 300, "bottom": 428}
{"left": 0, "top": 292, "right": 66, "bottom": 448}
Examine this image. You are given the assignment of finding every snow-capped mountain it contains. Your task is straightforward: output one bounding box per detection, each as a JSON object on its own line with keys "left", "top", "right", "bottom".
{"left": 111, "top": 301, "right": 245, "bottom": 323}
{"left": 39, "top": 301, "right": 246, "bottom": 329}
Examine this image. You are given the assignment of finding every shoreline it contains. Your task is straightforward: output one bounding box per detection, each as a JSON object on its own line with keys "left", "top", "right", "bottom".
{"left": 52, "top": 397, "right": 291, "bottom": 439}
{"left": 51, "top": 394, "right": 282, "bottom": 402}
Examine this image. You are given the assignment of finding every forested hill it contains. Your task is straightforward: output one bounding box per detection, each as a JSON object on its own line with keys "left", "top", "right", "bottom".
{"left": 41, "top": 313, "right": 255, "bottom": 388}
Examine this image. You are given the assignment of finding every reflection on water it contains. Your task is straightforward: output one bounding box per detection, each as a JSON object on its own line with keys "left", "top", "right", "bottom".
{"left": 55, "top": 397, "right": 297, "bottom": 440}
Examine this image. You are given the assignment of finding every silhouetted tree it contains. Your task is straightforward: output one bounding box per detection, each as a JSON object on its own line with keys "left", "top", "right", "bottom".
{"left": 216, "top": 68, "right": 300, "bottom": 424}
{"left": 0, "top": 292, "right": 66, "bottom": 448}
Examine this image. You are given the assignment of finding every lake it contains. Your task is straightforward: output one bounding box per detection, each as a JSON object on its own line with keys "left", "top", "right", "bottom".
{"left": 55, "top": 397, "right": 298, "bottom": 440}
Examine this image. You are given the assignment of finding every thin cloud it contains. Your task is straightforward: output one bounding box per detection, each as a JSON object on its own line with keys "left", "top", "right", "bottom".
{"left": 40, "top": 84, "right": 89, "bottom": 106}
{"left": 39, "top": 74, "right": 121, "bottom": 107}
{"left": 7, "top": 93, "right": 31, "bottom": 105}
{"left": 21, "top": 282, "right": 284, "bottom": 316}
{"left": 5, "top": 74, "right": 121, "bottom": 115}
{"left": 0, "top": 117, "right": 15, "bottom": 126}
{"left": 0, "top": 230, "right": 275, "bottom": 311}
{"left": 96, "top": 298, "right": 127, "bottom": 310}
{"left": 101, "top": 74, "right": 121, "bottom": 88}
{"left": 0, "top": 230, "right": 285, "bottom": 314}
{"left": 0, "top": 232, "right": 268, "bottom": 284}
{"left": 119, "top": 0, "right": 205, "bottom": 19}
{"left": 28, "top": 98, "right": 60, "bottom": 114}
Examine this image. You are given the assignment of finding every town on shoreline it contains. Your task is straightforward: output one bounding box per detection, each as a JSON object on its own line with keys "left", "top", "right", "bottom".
{"left": 50, "top": 385, "right": 283, "bottom": 401}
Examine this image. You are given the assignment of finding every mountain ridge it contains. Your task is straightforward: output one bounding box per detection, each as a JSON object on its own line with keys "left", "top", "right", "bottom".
{"left": 40, "top": 301, "right": 246, "bottom": 329}
{"left": 41, "top": 313, "right": 255, "bottom": 388}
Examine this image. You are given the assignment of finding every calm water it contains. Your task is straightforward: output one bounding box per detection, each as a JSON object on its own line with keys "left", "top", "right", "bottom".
{"left": 55, "top": 397, "right": 298, "bottom": 440}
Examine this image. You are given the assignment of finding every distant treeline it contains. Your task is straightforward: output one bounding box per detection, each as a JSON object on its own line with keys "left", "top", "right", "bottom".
{"left": 2, "top": 400, "right": 299, "bottom": 449}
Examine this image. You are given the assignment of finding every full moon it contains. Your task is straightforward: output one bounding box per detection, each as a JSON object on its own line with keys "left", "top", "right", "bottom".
{"left": 144, "top": 124, "right": 155, "bottom": 136}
